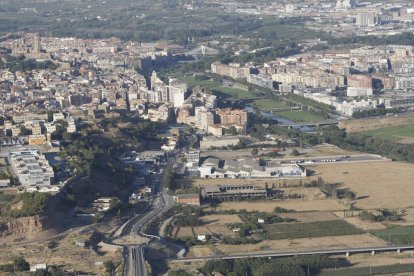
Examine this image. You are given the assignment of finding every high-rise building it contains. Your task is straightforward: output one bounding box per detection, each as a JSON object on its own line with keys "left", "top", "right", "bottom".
{"left": 356, "top": 13, "right": 378, "bottom": 27}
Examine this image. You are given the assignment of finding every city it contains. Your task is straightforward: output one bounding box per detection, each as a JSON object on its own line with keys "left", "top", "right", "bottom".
{"left": 0, "top": 0, "right": 414, "bottom": 275}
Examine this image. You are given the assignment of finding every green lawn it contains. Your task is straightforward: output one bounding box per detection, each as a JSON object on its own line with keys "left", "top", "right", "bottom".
{"left": 372, "top": 225, "right": 414, "bottom": 245}
{"left": 252, "top": 99, "right": 288, "bottom": 110}
{"left": 362, "top": 124, "right": 414, "bottom": 142}
{"left": 274, "top": 110, "right": 326, "bottom": 123}
{"left": 182, "top": 76, "right": 256, "bottom": 99}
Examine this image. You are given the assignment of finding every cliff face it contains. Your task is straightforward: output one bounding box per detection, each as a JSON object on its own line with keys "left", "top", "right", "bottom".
{"left": 0, "top": 216, "right": 49, "bottom": 243}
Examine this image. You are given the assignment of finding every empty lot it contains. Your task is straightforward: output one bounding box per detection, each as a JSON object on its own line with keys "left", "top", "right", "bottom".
{"left": 311, "top": 161, "right": 414, "bottom": 209}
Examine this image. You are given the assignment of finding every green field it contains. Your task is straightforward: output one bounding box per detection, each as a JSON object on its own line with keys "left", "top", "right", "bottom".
{"left": 372, "top": 225, "right": 414, "bottom": 245}
{"left": 274, "top": 110, "right": 326, "bottom": 123}
{"left": 261, "top": 220, "right": 363, "bottom": 240}
{"left": 362, "top": 124, "right": 414, "bottom": 143}
{"left": 182, "top": 76, "right": 256, "bottom": 99}
{"left": 252, "top": 99, "right": 288, "bottom": 110}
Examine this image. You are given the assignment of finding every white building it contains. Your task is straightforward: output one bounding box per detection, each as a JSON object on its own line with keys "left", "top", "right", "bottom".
{"left": 9, "top": 147, "right": 54, "bottom": 187}
{"left": 347, "top": 87, "right": 373, "bottom": 97}
{"left": 356, "top": 13, "right": 378, "bottom": 27}
{"left": 53, "top": 112, "right": 65, "bottom": 122}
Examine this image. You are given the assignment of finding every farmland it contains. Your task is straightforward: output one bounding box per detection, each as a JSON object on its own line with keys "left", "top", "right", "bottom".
{"left": 261, "top": 220, "right": 363, "bottom": 240}
{"left": 310, "top": 161, "right": 414, "bottom": 209}
{"left": 372, "top": 225, "right": 414, "bottom": 245}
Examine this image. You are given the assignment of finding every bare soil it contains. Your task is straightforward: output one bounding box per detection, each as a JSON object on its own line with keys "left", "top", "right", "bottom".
{"left": 310, "top": 162, "right": 414, "bottom": 209}
{"left": 188, "top": 234, "right": 387, "bottom": 258}
{"left": 217, "top": 199, "right": 347, "bottom": 212}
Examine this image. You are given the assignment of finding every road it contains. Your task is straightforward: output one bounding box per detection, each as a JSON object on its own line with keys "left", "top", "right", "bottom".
{"left": 169, "top": 245, "right": 414, "bottom": 263}
{"left": 121, "top": 156, "right": 177, "bottom": 276}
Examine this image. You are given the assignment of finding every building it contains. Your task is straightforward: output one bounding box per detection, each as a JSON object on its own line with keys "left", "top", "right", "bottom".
{"left": 200, "top": 184, "right": 267, "bottom": 201}
{"left": 384, "top": 97, "right": 414, "bottom": 109}
{"left": 247, "top": 74, "right": 274, "bottom": 90}
{"left": 347, "top": 75, "right": 373, "bottom": 96}
{"left": 8, "top": 147, "right": 54, "bottom": 187}
{"left": 216, "top": 109, "right": 248, "bottom": 130}
{"left": 28, "top": 134, "right": 46, "bottom": 145}
{"left": 347, "top": 87, "right": 373, "bottom": 97}
{"left": 211, "top": 62, "right": 251, "bottom": 79}
{"left": 200, "top": 136, "right": 241, "bottom": 150}
{"left": 66, "top": 119, "right": 77, "bottom": 133}
{"left": 186, "top": 151, "right": 200, "bottom": 165}
{"left": 356, "top": 13, "right": 378, "bottom": 27}
{"left": 174, "top": 194, "right": 200, "bottom": 206}
{"left": 53, "top": 113, "right": 65, "bottom": 122}
{"left": 13, "top": 113, "right": 48, "bottom": 124}
{"left": 195, "top": 108, "right": 214, "bottom": 131}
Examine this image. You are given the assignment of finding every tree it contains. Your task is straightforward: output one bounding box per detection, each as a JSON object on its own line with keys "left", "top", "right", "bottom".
{"left": 251, "top": 148, "right": 259, "bottom": 156}
{"left": 13, "top": 256, "right": 29, "bottom": 271}
{"left": 103, "top": 260, "right": 116, "bottom": 275}
{"left": 291, "top": 149, "right": 300, "bottom": 156}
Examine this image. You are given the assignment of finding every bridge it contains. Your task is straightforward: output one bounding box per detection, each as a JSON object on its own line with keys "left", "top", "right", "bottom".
{"left": 169, "top": 245, "right": 414, "bottom": 263}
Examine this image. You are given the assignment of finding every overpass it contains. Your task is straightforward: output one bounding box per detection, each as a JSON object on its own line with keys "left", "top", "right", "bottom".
{"left": 169, "top": 245, "right": 414, "bottom": 263}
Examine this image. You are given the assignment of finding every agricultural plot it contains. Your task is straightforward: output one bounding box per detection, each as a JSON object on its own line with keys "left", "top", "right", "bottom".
{"left": 261, "top": 220, "right": 364, "bottom": 240}
{"left": 372, "top": 225, "right": 414, "bottom": 245}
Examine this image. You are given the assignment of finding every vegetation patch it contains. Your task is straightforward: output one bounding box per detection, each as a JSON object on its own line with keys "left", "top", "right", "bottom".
{"left": 362, "top": 123, "right": 414, "bottom": 143}
{"left": 261, "top": 220, "right": 363, "bottom": 240}
{"left": 372, "top": 225, "right": 414, "bottom": 245}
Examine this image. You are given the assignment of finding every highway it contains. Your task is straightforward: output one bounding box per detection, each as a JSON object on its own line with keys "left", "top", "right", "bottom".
{"left": 121, "top": 156, "right": 177, "bottom": 276}
{"left": 169, "top": 245, "right": 414, "bottom": 263}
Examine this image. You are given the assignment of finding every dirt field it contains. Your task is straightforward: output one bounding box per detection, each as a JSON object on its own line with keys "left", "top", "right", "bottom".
{"left": 332, "top": 212, "right": 388, "bottom": 231}
{"left": 175, "top": 215, "right": 241, "bottom": 238}
{"left": 188, "top": 234, "right": 387, "bottom": 258}
{"left": 217, "top": 199, "right": 348, "bottom": 212}
{"left": 311, "top": 161, "right": 414, "bottom": 209}
{"left": 347, "top": 252, "right": 412, "bottom": 268}
{"left": 338, "top": 114, "right": 414, "bottom": 133}
{"left": 0, "top": 229, "right": 122, "bottom": 275}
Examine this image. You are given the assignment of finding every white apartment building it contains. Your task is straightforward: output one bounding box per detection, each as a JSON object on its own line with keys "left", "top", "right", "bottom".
{"left": 9, "top": 147, "right": 54, "bottom": 187}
